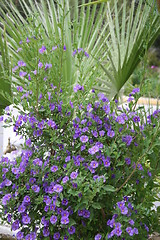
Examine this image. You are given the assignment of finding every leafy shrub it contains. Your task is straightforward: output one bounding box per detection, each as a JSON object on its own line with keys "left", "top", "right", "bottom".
{"left": 0, "top": 37, "right": 160, "bottom": 240}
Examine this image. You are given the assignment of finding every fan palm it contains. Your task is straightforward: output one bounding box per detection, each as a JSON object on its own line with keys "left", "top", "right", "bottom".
{"left": 0, "top": 0, "right": 159, "bottom": 112}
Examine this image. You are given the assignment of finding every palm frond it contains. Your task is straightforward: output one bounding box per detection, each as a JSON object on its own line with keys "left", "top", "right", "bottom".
{"left": 95, "top": 0, "right": 160, "bottom": 98}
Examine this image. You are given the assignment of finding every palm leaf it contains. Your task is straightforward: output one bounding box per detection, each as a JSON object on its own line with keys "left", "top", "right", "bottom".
{"left": 0, "top": 30, "right": 12, "bottom": 115}
{"left": 0, "top": 0, "right": 109, "bottom": 103}
{"left": 95, "top": 0, "right": 160, "bottom": 98}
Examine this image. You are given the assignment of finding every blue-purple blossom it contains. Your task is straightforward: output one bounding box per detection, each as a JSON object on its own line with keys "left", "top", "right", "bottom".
{"left": 126, "top": 227, "right": 134, "bottom": 236}
{"left": 70, "top": 171, "right": 78, "bottom": 179}
{"left": 52, "top": 46, "right": 57, "bottom": 51}
{"left": 12, "top": 220, "right": 20, "bottom": 230}
{"left": 137, "top": 163, "right": 143, "bottom": 171}
{"left": 18, "top": 204, "right": 26, "bottom": 213}
{"left": 107, "top": 130, "right": 115, "bottom": 138}
{"left": 16, "top": 231, "right": 24, "bottom": 240}
{"left": 103, "top": 157, "right": 110, "bottom": 167}
{"left": 95, "top": 234, "right": 102, "bottom": 240}
{"left": 18, "top": 60, "right": 26, "bottom": 67}
{"left": 61, "top": 217, "right": 69, "bottom": 225}
{"left": 31, "top": 185, "right": 40, "bottom": 193}
{"left": 17, "top": 86, "right": 23, "bottom": 92}
{"left": 39, "top": 45, "right": 46, "bottom": 54}
{"left": 80, "top": 135, "right": 88, "bottom": 143}
{"left": 68, "top": 226, "right": 76, "bottom": 235}
{"left": 23, "top": 195, "right": 30, "bottom": 203}
{"left": 50, "top": 215, "right": 57, "bottom": 224}
{"left": 62, "top": 176, "right": 69, "bottom": 184}
{"left": 54, "top": 184, "right": 63, "bottom": 193}
{"left": 19, "top": 71, "right": 27, "bottom": 77}
{"left": 73, "top": 84, "right": 84, "bottom": 92}
{"left": 22, "top": 215, "right": 31, "bottom": 224}
{"left": 90, "top": 161, "right": 99, "bottom": 169}
{"left": 45, "top": 63, "right": 52, "bottom": 70}
{"left": 125, "top": 158, "right": 131, "bottom": 165}
{"left": 122, "top": 135, "right": 133, "bottom": 146}
{"left": 51, "top": 165, "right": 58, "bottom": 172}
{"left": 88, "top": 145, "right": 99, "bottom": 155}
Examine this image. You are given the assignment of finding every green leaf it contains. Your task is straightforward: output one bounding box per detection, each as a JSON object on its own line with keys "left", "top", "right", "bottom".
{"left": 103, "top": 185, "right": 116, "bottom": 192}
{"left": 92, "top": 202, "right": 102, "bottom": 209}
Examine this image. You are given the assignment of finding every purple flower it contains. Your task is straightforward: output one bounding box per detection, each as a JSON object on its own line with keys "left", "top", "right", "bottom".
{"left": 26, "top": 138, "right": 32, "bottom": 147}
{"left": 133, "top": 115, "right": 140, "bottom": 122}
{"left": 95, "top": 234, "right": 102, "bottom": 240}
{"left": 47, "top": 119, "right": 56, "bottom": 128}
{"left": 122, "top": 135, "right": 133, "bottom": 146}
{"left": 51, "top": 165, "right": 58, "bottom": 172}
{"left": 33, "top": 158, "right": 42, "bottom": 167}
{"left": 63, "top": 45, "right": 67, "bottom": 51}
{"left": 80, "top": 135, "right": 88, "bottom": 143}
{"left": 133, "top": 227, "right": 138, "bottom": 234}
{"left": 22, "top": 215, "right": 31, "bottom": 224}
{"left": 12, "top": 66, "right": 19, "bottom": 72}
{"left": 26, "top": 37, "right": 30, "bottom": 43}
{"left": 45, "top": 63, "right": 52, "bottom": 70}
{"left": 90, "top": 161, "right": 99, "bottom": 169}
{"left": 72, "top": 49, "right": 77, "bottom": 56}
{"left": 99, "top": 130, "right": 105, "bottom": 137}
{"left": 54, "top": 184, "right": 63, "bottom": 193}
{"left": 114, "top": 227, "right": 122, "bottom": 237}
{"left": 12, "top": 167, "right": 19, "bottom": 175}
{"left": 126, "top": 227, "right": 134, "bottom": 236}
{"left": 137, "top": 163, "right": 143, "bottom": 171}
{"left": 88, "top": 145, "right": 99, "bottom": 155}
{"left": 23, "top": 195, "right": 30, "bottom": 203}
{"left": 16, "top": 231, "right": 24, "bottom": 240}
{"left": 83, "top": 209, "right": 90, "bottom": 218}
{"left": 107, "top": 130, "right": 115, "bottom": 138}
{"left": 131, "top": 88, "right": 140, "bottom": 95}
{"left": 121, "top": 206, "right": 128, "bottom": 215}
{"left": 32, "top": 69, "right": 37, "bottom": 75}
{"left": 39, "top": 45, "right": 46, "bottom": 54}
{"left": 84, "top": 51, "right": 89, "bottom": 58}
{"left": 5, "top": 179, "right": 12, "bottom": 186}
{"left": 62, "top": 176, "right": 69, "bottom": 184}
{"left": 12, "top": 220, "right": 20, "bottom": 230}
{"left": 116, "top": 116, "right": 125, "bottom": 124}
{"left": 129, "top": 219, "right": 135, "bottom": 225}
{"left": 32, "top": 185, "right": 40, "bottom": 193}
{"left": 70, "top": 171, "right": 78, "bottom": 179}
{"left": 73, "top": 84, "right": 84, "bottom": 93}
{"left": 117, "top": 201, "right": 125, "bottom": 209}
{"left": 103, "top": 157, "right": 110, "bottom": 167}
{"left": 103, "top": 104, "right": 110, "bottom": 114}
{"left": 19, "top": 71, "right": 27, "bottom": 77}
{"left": 43, "top": 227, "right": 50, "bottom": 237}
{"left": 18, "top": 61, "right": 26, "bottom": 67}
{"left": 50, "top": 215, "right": 57, "bottom": 224}
{"left": 18, "top": 204, "right": 26, "bottom": 213}
{"left": 125, "top": 158, "right": 131, "bottom": 165}
{"left": 92, "top": 130, "right": 98, "bottom": 138}
{"left": 68, "top": 226, "right": 76, "bottom": 235}
{"left": 147, "top": 170, "right": 152, "bottom": 177}
{"left": 54, "top": 232, "right": 60, "bottom": 240}
{"left": 62, "top": 199, "right": 68, "bottom": 206}
{"left": 17, "top": 86, "right": 23, "bottom": 92}
{"left": 52, "top": 46, "right": 58, "bottom": 51}
{"left": 61, "top": 217, "right": 69, "bottom": 225}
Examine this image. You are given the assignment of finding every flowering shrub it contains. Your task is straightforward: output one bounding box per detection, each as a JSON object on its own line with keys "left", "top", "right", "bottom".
{"left": 0, "top": 37, "right": 160, "bottom": 240}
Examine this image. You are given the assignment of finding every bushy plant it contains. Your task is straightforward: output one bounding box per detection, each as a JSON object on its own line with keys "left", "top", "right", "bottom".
{"left": 0, "top": 35, "right": 160, "bottom": 240}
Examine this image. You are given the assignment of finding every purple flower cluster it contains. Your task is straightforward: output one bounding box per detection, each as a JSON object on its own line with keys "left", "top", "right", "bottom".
{"left": 0, "top": 81, "right": 159, "bottom": 240}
